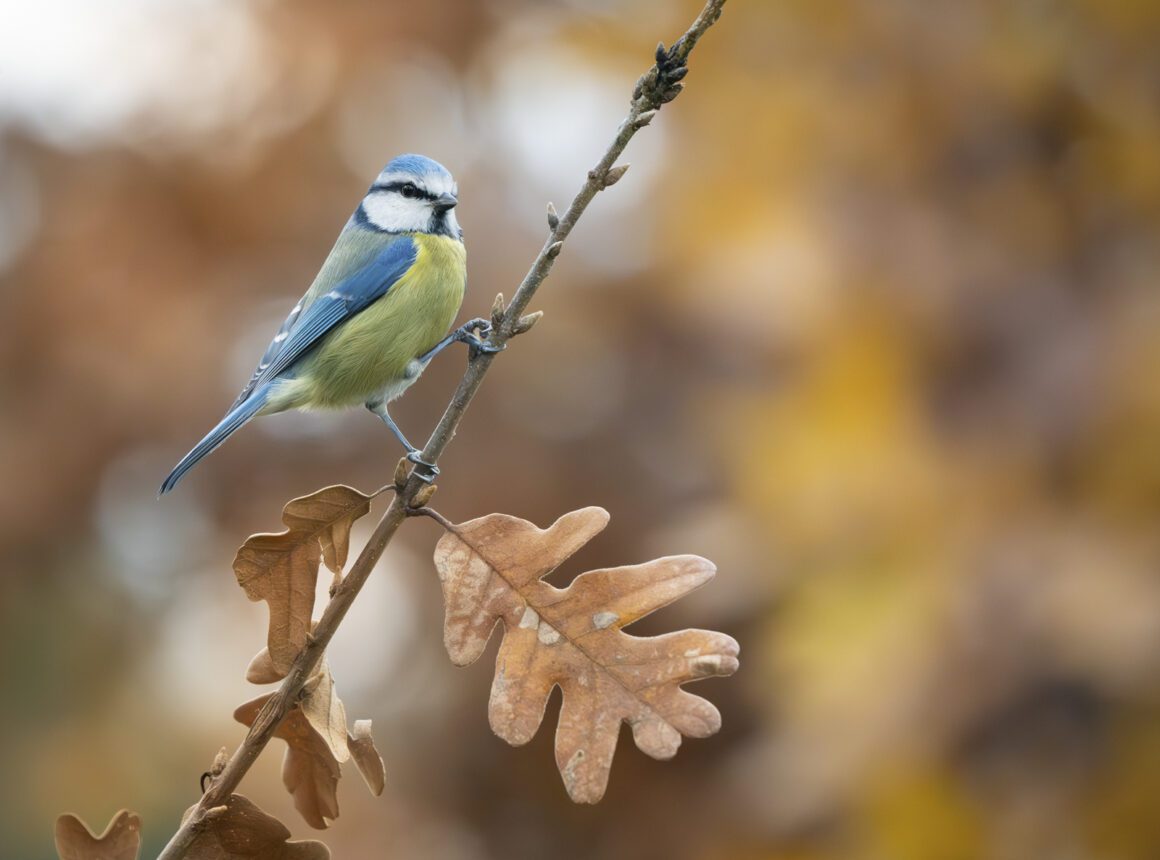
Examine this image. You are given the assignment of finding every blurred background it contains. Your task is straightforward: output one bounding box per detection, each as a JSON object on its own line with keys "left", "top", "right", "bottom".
{"left": 2, "top": 0, "right": 1159, "bottom": 857}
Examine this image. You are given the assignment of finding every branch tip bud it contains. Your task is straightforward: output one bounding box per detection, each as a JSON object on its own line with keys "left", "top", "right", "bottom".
{"left": 514, "top": 310, "right": 544, "bottom": 335}
{"left": 411, "top": 483, "right": 437, "bottom": 508}
{"left": 394, "top": 457, "right": 410, "bottom": 491}
{"left": 635, "top": 109, "right": 658, "bottom": 127}
{"left": 604, "top": 164, "right": 630, "bottom": 187}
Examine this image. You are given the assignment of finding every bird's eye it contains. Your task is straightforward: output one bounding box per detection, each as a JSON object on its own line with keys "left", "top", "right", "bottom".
{"left": 400, "top": 184, "right": 419, "bottom": 199}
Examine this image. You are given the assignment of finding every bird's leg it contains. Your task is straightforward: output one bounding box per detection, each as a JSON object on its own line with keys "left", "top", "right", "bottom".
{"left": 365, "top": 400, "right": 439, "bottom": 482}
{"left": 419, "top": 317, "right": 504, "bottom": 364}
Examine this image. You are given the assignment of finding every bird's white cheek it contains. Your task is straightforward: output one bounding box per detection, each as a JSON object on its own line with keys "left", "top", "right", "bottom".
{"left": 362, "top": 193, "right": 427, "bottom": 232}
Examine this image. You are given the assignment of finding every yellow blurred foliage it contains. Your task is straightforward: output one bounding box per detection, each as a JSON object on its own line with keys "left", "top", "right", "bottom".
{"left": 2, "top": 0, "right": 1159, "bottom": 857}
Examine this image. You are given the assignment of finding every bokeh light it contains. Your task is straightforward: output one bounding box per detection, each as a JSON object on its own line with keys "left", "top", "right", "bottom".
{"left": 3, "top": 0, "right": 1160, "bottom": 858}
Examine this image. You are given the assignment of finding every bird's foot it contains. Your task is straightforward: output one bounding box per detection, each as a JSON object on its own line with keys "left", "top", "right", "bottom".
{"left": 406, "top": 449, "right": 440, "bottom": 482}
{"left": 453, "top": 318, "right": 505, "bottom": 355}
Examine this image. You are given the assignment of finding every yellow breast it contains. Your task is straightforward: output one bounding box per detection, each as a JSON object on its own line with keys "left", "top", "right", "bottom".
{"left": 285, "top": 233, "right": 467, "bottom": 410}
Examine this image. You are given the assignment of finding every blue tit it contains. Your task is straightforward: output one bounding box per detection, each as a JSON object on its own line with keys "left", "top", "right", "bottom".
{"left": 160, "top": 154, "right": 495, "bottom": 495}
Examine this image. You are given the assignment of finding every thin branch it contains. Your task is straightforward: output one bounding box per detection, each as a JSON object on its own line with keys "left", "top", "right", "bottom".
{"left": 156, "top": 2, "right": 726, "bottom": 856}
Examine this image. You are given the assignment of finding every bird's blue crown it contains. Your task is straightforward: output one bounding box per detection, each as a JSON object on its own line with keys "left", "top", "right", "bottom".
{"left": 378, "top": 154, "right": 453, "bottom": 185}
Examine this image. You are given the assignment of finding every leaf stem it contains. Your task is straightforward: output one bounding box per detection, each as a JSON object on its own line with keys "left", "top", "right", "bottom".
{"left": 155, "top": 1, "right": 727, "bottom": 856}
{"left": 405, "top": 505, "right": 456, "bottom": 531}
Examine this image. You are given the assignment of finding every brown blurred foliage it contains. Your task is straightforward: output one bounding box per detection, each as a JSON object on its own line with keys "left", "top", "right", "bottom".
{"left": 3, "top": 0, "right": 1160, "bottom": 858}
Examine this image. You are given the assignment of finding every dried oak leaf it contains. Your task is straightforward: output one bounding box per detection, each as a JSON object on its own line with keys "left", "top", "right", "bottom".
{"left": 348, "top": 720, "right": 386, "bottom": 796}
{"left": 244, "top": 648, "right": 350, "bottom": 763}
{"left": 235, "top": 695, "right": 341, "bottom": 829}
{"left": 300, "top": 661, "right": 350, "bottom": 763}
{"left": 244, "top": 645, "right": 283, "bottom": 685}
{"left": 433, "top": 506, "right": 740, "bottom": 803}
{"left": 55, "top": 810, "right": 140, "bottom": 860}
{"left": 182, "top": 794, "right": 329, "bottom": 859}
{"left": 234, "top": 486, "right": 373, "bottom": 675}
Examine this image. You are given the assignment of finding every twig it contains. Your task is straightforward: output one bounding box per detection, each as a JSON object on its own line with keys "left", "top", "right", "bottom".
{"left": 155, "top": 2, "right": 727, "bottom": 856}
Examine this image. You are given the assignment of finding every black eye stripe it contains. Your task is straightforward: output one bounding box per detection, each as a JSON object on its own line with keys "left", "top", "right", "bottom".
{"left": 368, "top": 181, "right": 438, "bottom": 201}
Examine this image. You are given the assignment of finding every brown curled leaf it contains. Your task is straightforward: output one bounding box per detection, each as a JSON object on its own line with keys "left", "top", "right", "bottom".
{"left": 348, "top": 720, "right": 386, "bottom": 796}
{"left": 234, "top": 696, "right": 341, "bottom": 830}
{"left": 234, "top": 486, "right": 373, "bottom": 675}
{"left": 55, "top": 810, "right": 141, "bottom": 860}
{"left": 245, "top": 646, "right": 283, "bottom": 685}
{"left": 299, "top": 661, "right": 349, "bottom": 764}
{"left": 182, "top": 794, "right": 329, "bottom": 859}
{"left": 433, "top": 507, "right": 740, "bottom": 803}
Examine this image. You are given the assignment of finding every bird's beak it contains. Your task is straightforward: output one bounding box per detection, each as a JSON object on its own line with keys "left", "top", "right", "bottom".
{"left": 433, "top": 192, "right": 458, "bottom": 213}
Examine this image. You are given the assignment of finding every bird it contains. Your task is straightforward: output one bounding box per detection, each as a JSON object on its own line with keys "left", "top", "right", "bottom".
{"left": 159, "top": 153, "right": 496, "bottom": 495}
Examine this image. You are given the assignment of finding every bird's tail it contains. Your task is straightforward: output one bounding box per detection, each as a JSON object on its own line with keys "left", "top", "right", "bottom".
{"left": 159, "top": 385, "right": 271, "bottom": 495}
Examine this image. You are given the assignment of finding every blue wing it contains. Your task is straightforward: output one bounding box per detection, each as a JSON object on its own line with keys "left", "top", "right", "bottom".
{"left": 162, "top": 232, "right": 419, "bottom": 495}
{"left": 230, "top": 235, "right": 418, "bottom": 408}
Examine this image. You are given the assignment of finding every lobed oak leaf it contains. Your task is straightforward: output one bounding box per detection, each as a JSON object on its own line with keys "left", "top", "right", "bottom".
{"left": 182, "top": 794, "right": 329, "bottom": 859}
{"left": 347, "top": 720, "right": 386, "bottom": 796}
{"left": 433, "top": 507, "right": 740, "bottom": 803}
{"left": 55, "top": 810, "right": 141, "bottom": 860}
{"left": 235, "top": 695, "right": 341, "bottom": 829}
{"left": 234, "top": 486, "right": 373, "bottom": 675}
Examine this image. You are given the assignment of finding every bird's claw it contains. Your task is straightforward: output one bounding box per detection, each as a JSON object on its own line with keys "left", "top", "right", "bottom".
{"left": 406, "top": 449, "right": 439, "bottom": 482}
{"left": 470, "top": 339, "right": 505, "bottom": 355}
{"left": 453, "top": 317, "right": 491, "bottom": 340}
{"left": 453, "top": 317, "right": 504, "bottom": 356}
